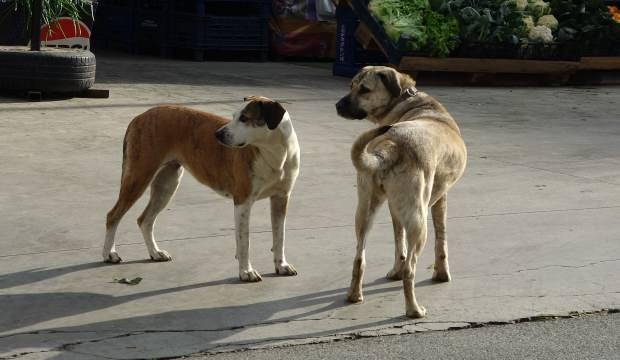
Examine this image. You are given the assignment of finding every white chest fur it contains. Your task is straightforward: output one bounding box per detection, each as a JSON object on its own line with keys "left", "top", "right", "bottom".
{"left": 251, "top": 114, "right": 300, "bottom": 200}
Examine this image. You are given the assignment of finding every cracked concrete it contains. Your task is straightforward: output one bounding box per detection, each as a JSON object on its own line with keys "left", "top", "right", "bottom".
{"left": 1, "top": 54, "right": 619, "bottom": 359}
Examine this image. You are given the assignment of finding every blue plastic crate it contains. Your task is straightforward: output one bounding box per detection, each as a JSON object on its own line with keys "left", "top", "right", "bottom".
{"left": 346, "top": 0, "right": 402, "bottom": 65}
{"left": 165, "top": 13, "right": 267, "bottom": 49}
{"left": 93, "top": 0, "right": 137, "bottom": 51}
{"left": 332, "top": 0, "right": 386, "bottom": 77}
{"left": 202, "top": 16, "right": 267, "bottom": 49}
{"left": 161, "top": 0, "right": 270, "bottom": 59}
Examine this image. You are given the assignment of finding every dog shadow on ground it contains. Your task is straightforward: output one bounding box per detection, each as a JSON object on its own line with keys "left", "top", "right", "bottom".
{"left": 0, "top": 261, "right": 437, "bottom": 357}
{"left": 0, "top": 261, "right": 107, "bottom": 290}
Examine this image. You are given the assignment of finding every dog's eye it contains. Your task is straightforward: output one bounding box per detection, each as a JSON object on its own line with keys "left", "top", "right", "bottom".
{"left": 239, "top": 115, "right": 248, "bottom": 123}
{"left": 358, "top": 85, "right": 371, "bottom": 94}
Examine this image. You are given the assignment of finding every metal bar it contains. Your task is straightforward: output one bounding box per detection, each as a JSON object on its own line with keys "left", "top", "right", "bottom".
{"left": 30, "top": 0, "right": 42, "bottom": 51}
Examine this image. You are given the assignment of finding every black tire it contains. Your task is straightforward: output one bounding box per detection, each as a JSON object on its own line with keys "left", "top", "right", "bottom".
{"left": 0, "top": 46, "right": 96, "bottom": 93}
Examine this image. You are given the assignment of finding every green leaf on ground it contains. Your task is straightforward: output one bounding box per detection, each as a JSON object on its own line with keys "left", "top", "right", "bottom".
{"left": 113, "top": 277, "right": 142, "bottom": 285}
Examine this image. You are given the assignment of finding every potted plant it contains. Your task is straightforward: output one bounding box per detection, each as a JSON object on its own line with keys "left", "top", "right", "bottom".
{"left": 0, "top": 0, "right": 95, "bottom": 45}
{"left": 0, "top": 0, "right": 97, "bottom": 97}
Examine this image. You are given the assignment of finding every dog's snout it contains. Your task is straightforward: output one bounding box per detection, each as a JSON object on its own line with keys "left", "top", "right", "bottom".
{"left": 215, "top": 129, "right": 225, "bottom": 143}
{"left": 337, "top": 95, "right": 360, "bottom": 119}
{"left": 335, "top": 97, "right": 347, "bottom": 112}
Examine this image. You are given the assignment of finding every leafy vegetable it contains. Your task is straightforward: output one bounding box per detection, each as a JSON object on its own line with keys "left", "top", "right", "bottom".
{"left": 549, "top": 0, "right": 619, "bottom": 52}
{"left": 439, "top": 0, "right": 526, "bottom": 44}
{"left": 369, "top": 0, "right": 460, "bottom": 57}
{"left": 423, "top": 11, "right": 459, "bottom": 56}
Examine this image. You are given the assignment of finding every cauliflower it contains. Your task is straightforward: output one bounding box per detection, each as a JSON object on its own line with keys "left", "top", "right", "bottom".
{"left": 528, "top": 25, "right": 553, "bottom": 43}
{"left": 514, "top": 0, "right": 528, "bottom": 10}
{"left": 527, "top": 0, "right": 551, "bottom": 18}
{"left": 537, "top": 14, "right": 558, "bottom": 31}
{"left": 523, "top": 15, "right": 535, "bottom": 31}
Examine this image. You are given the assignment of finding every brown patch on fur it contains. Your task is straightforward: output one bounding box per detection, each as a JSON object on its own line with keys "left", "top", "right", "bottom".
{"left": 109, "top": 105, "right": 257, "bottom": 221}
{"left": 243, "top": 96, "right": 286, "bottom": 130}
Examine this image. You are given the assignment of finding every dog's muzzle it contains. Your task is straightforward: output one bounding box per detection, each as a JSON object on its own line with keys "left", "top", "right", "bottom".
{"left": 336, "top": 95, "right": 367, "bottom": 120}
{"left": 215, "top": 128, "right": 246, "bottom": 148}
{"left": 215, "top": 129, "right": 226, "bottom": 144}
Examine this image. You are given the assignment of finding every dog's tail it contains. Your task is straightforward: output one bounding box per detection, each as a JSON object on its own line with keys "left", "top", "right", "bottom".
{"left": 351, "top": 125, "right": 398, "bottom": 173}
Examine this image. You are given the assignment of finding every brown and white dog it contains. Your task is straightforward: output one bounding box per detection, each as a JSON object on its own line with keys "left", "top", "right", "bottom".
{"left": 336, "top": 66, "right": 467, "bottom": 318}
{"left": 103, "top": 96, "right": 300, "bottom": 282}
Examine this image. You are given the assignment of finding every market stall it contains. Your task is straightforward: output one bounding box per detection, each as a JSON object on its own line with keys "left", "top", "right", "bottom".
{"left": 333, "top": 0, "right": 620, "bottom": 84}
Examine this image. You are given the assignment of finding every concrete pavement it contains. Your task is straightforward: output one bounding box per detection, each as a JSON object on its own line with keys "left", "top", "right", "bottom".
{"left": 199, "top": 312, "right": 620, "bottom": 360}
{"left": 0, "top": 54, "right": 619, "bottom": 359}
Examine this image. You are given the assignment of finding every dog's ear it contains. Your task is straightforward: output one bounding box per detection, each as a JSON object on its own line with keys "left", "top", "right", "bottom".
{"left": 378, "top": 70, "right": 402, "bottom": 98}
{"left": 244, "top": 96, "right": 258, "bottom": 102}
{"left": 260, "top": 101, "right": 286, "bottom": 130}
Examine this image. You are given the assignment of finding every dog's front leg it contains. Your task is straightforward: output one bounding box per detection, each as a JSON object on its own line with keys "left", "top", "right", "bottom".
{"left": 235, "top": 201, "right": 262, "bottom": 282}
{"left": 271, "top": 194, "right": 297, "bottom": 276}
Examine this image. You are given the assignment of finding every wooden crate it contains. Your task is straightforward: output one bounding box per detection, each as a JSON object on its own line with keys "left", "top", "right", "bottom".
{"left": 397, "top": 56, "right": 620, "bottom": 85}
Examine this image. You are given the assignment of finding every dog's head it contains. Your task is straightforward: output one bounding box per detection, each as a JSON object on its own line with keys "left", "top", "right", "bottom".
{"left": 215, "top": 96, "right": 287, "bottom": 148}
{"left": 335, "top": 66, "right": 415, "bottom": 123}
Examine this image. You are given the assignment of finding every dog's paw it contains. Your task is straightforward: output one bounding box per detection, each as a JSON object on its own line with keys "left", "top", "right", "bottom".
{"left": 150, "top": 250, "right": 173, "bottom": 262}
{"left": 386, "top": 267, "right": 403, "bottom": 280}
{"left": 346, "top": 291, "right": 364, "bottom": 303}
{"left": 406, "top": 305, "right": 426, "bottom": 319}
{"left": 275, "top": 262, "right": 298, "bottom": 276}
{"left": 240, "top": 269, "right": 262, "bottom": 282}
{"left": 103, "top": 252, "right": 122, "bottom": 264}
{"left": 432, "top": 270, "right": 451, "bottom": 283}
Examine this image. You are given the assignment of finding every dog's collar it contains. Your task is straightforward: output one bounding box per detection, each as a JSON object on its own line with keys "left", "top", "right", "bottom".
{"left": 402, "top": 86, "right": 419, "bottom": 98}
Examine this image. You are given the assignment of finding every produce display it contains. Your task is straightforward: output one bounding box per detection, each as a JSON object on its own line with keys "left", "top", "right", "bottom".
{"left": 367, "top": 0, "right": 620, "bottom": 58}
{"left": 368, "top": 0, "right": 458, "bottom": 56}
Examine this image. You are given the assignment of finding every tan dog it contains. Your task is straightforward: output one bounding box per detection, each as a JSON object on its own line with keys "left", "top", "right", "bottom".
{"left": 103, "top": 97, "right": 300, "bottom": 282}
{"left": 336, "top": 66, "right": 467, "bottom": 318}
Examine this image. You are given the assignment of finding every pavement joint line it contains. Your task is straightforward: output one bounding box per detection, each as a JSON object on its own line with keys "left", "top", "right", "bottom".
{"left": 459, "top": 258, "right": 620, "bottom": 279}
{"left": 2, "top": 204, "right": 619, "bottom": 259}
{"left": 513, "top": 259, "right": 620, "bottom": 273}
{"left": 446, "top": 291, "right": 620, "bottom": 300}
{"left": 0, "top": 97, "right": 337, "bottom": 112}
{"left": 483, "top": 157, "right": 620, "bottom": 186}
{"left": 0, "top": 317, "right": 333, "bottom": 341}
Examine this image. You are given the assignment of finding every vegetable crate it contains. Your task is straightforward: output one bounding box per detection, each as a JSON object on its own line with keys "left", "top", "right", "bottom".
{"left": 161, "top": 0, "right": 271, "bottom": 61}
{"left": 334, "top": 0, "right": 620, "bottom": 84}
{"left": 333, "top": 1, "right": 386, "bottom": 77}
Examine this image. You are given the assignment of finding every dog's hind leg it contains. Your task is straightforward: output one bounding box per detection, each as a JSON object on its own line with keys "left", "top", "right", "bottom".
{"left": 388, "top": 173, "right": 430, "bottom": 318}
{"left": 347, "top": 175, "right": 385, "bottom": 303}
{"left": 431, "top": 194, "right": 451, "bottom": 282}
{"left": 137, "top": 162, "right": 183, "bottom": 262}
{"left": 104, "top": 166, "right": 158, "bottom": 263}
{"left": 401, "top": 203, "right": 429, "bottom": 318}
{"left": 386, "top": 202, "right": 406, "bottom": 280}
